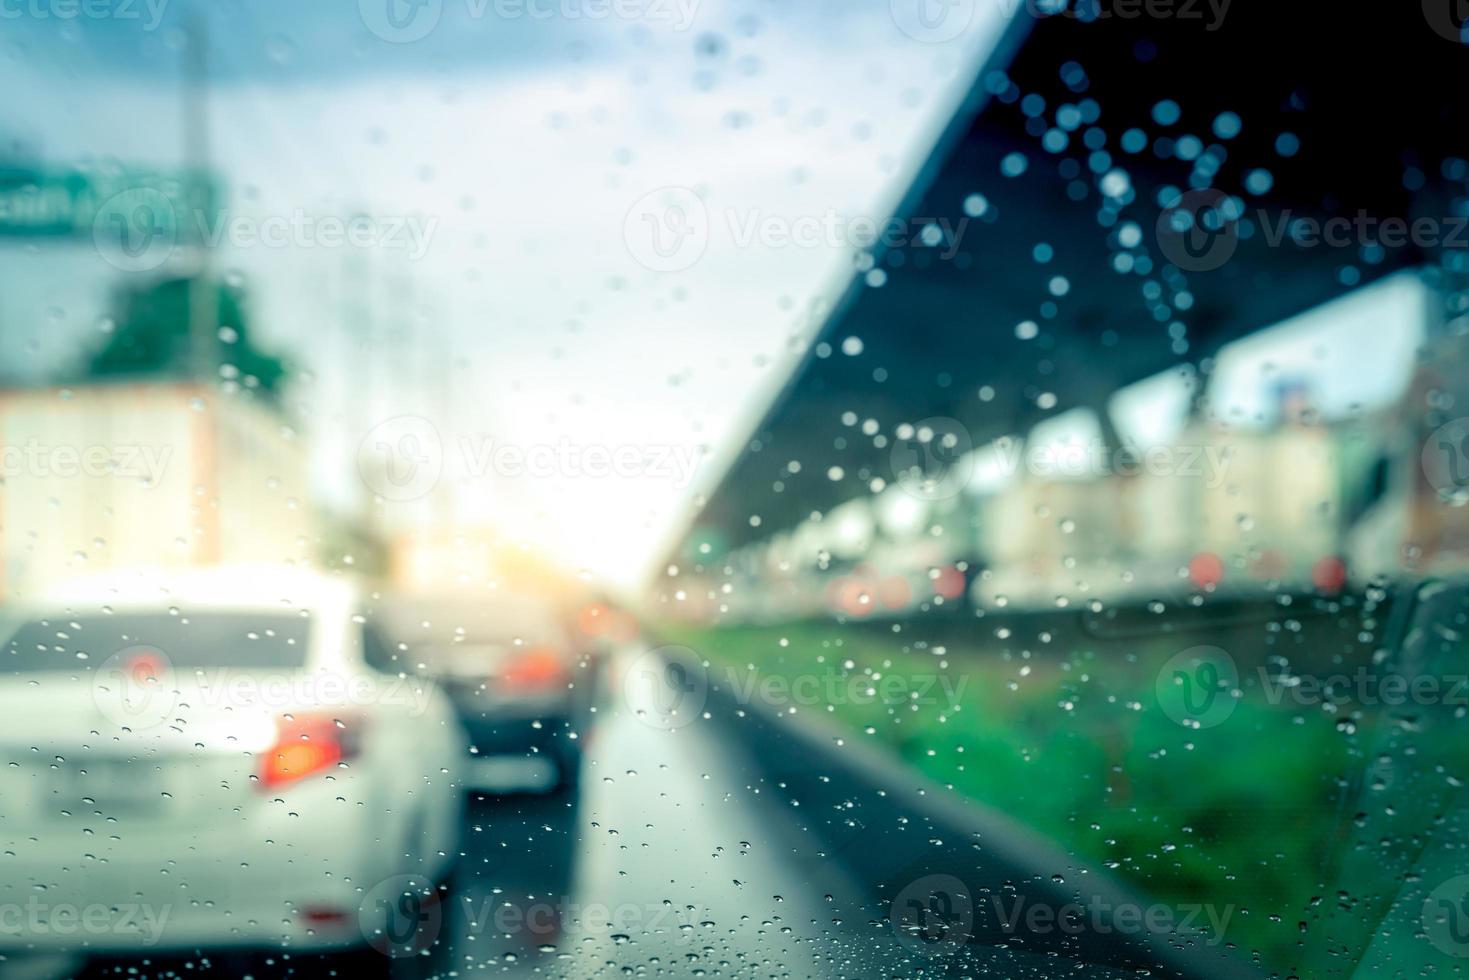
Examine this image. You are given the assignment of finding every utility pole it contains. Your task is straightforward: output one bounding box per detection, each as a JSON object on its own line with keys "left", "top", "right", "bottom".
{"left": 182, "top": 6, "right": 220, "bottom": 564}
{"left": 342, "top": 230, "right": 378, "bottom": 532}
{"left": 183, "top": 7, "right": 214, "bottom": 388}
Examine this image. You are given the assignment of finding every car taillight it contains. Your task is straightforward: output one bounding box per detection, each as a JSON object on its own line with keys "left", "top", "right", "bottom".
{"left": 1312, "top": 555, "right": 1347, "bottom": 594}
{"left": 260, "top": 713, "right": 363, "bottom": 790}
{"left": 500, "top": 646, "right": 568, "bottom": 691}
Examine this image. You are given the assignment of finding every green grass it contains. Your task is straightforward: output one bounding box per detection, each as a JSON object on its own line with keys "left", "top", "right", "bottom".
{"left": 659, "top": 615, "right": 1388, "bottom": 976}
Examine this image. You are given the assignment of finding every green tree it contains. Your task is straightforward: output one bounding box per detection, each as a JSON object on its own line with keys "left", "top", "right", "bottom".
{"left": 88, "top": 275, "right": 287, "bottom": 397}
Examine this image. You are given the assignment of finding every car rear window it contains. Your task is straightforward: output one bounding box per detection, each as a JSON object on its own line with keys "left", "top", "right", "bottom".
{"left": 0, "top": 612, "right": 311, "bottom": 673}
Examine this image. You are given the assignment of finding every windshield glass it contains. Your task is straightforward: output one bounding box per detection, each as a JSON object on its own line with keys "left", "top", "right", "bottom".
{"left": 2, "top": 2, "right": 1468, "bottom": 979}
{"left": 0, "top": 612, "right": 311, "bottom": 673}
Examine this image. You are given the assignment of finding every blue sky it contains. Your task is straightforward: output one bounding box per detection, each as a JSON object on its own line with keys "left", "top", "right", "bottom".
{"left": 0, "top": 0, "right": 1011, "bottom": 587}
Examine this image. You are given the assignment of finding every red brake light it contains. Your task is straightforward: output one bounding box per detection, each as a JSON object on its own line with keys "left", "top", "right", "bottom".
{"left": 1188, "top": 551, "right": 1225, "bottom": 589}
{"left": 578, "top": 603, "right": 608, "bottom": 637}
{"left": 260, "top": 713, "right": 362, "bottom": 790}
{"left": 500, "top": 646, "right": 568, "bottom": 690}
{"left": 125, "top": 649, "right": 167, "bottom": 685}
{"left": 299, "top": 906, "right": 353, "bottom": 928}
{"left": 1312, "top": 555, "right": 1347, "bottom": 594}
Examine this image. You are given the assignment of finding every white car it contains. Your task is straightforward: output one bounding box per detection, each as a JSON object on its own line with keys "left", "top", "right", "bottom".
{"left": 0, "top": 567, "right": 464, "bottom": 973}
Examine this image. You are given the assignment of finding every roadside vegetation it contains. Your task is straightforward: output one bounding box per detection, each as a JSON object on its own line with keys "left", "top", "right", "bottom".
{"left": 661, "top": 600, "right": 1390, "bottom": 974}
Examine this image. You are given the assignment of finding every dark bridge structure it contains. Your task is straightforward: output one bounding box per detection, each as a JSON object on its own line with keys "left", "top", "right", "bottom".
{"left": 661, "top": 1, "right": 1469, "bottom": 570}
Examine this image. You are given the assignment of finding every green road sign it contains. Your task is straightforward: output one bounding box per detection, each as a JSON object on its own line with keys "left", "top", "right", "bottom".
{"left": 0, "top": 167, "right": 217, "bottom": 239}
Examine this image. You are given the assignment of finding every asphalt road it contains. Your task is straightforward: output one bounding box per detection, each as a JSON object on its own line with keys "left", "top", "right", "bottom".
{"left": 429, "top": 670, "right": 1146, "bottom": 980}
{"left": 58, "top": 647, "right": 1259, "bottom": 979}
{"left": 405, "top": 644, "right": 1251, "bottom": 980}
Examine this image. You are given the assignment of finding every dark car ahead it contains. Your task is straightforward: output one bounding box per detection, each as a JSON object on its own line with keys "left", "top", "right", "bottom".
{"left": 374, "top": 593, "right": 602, "bottom": 793}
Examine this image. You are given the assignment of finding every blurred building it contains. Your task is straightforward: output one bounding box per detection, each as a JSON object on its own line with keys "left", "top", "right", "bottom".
{"left": 0, "top": 381, "right": 312, "bottom": 600}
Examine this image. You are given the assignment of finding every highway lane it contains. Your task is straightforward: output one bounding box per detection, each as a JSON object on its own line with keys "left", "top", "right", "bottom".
{"left": 444, "top": 692, "right": 874, "bottom": 977}
{"left": 427, "top": 651, "right": 1160, "bottom": 979}
{"left": 63, "top": 647, "right": 1252, "bottom": 979}
{"left": 64, "top": 656, "right": 933, "bottom": 979}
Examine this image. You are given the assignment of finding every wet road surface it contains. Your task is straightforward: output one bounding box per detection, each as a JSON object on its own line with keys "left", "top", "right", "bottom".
{"left": 61, "top": 649, "right": 1250, "bottom": 979}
